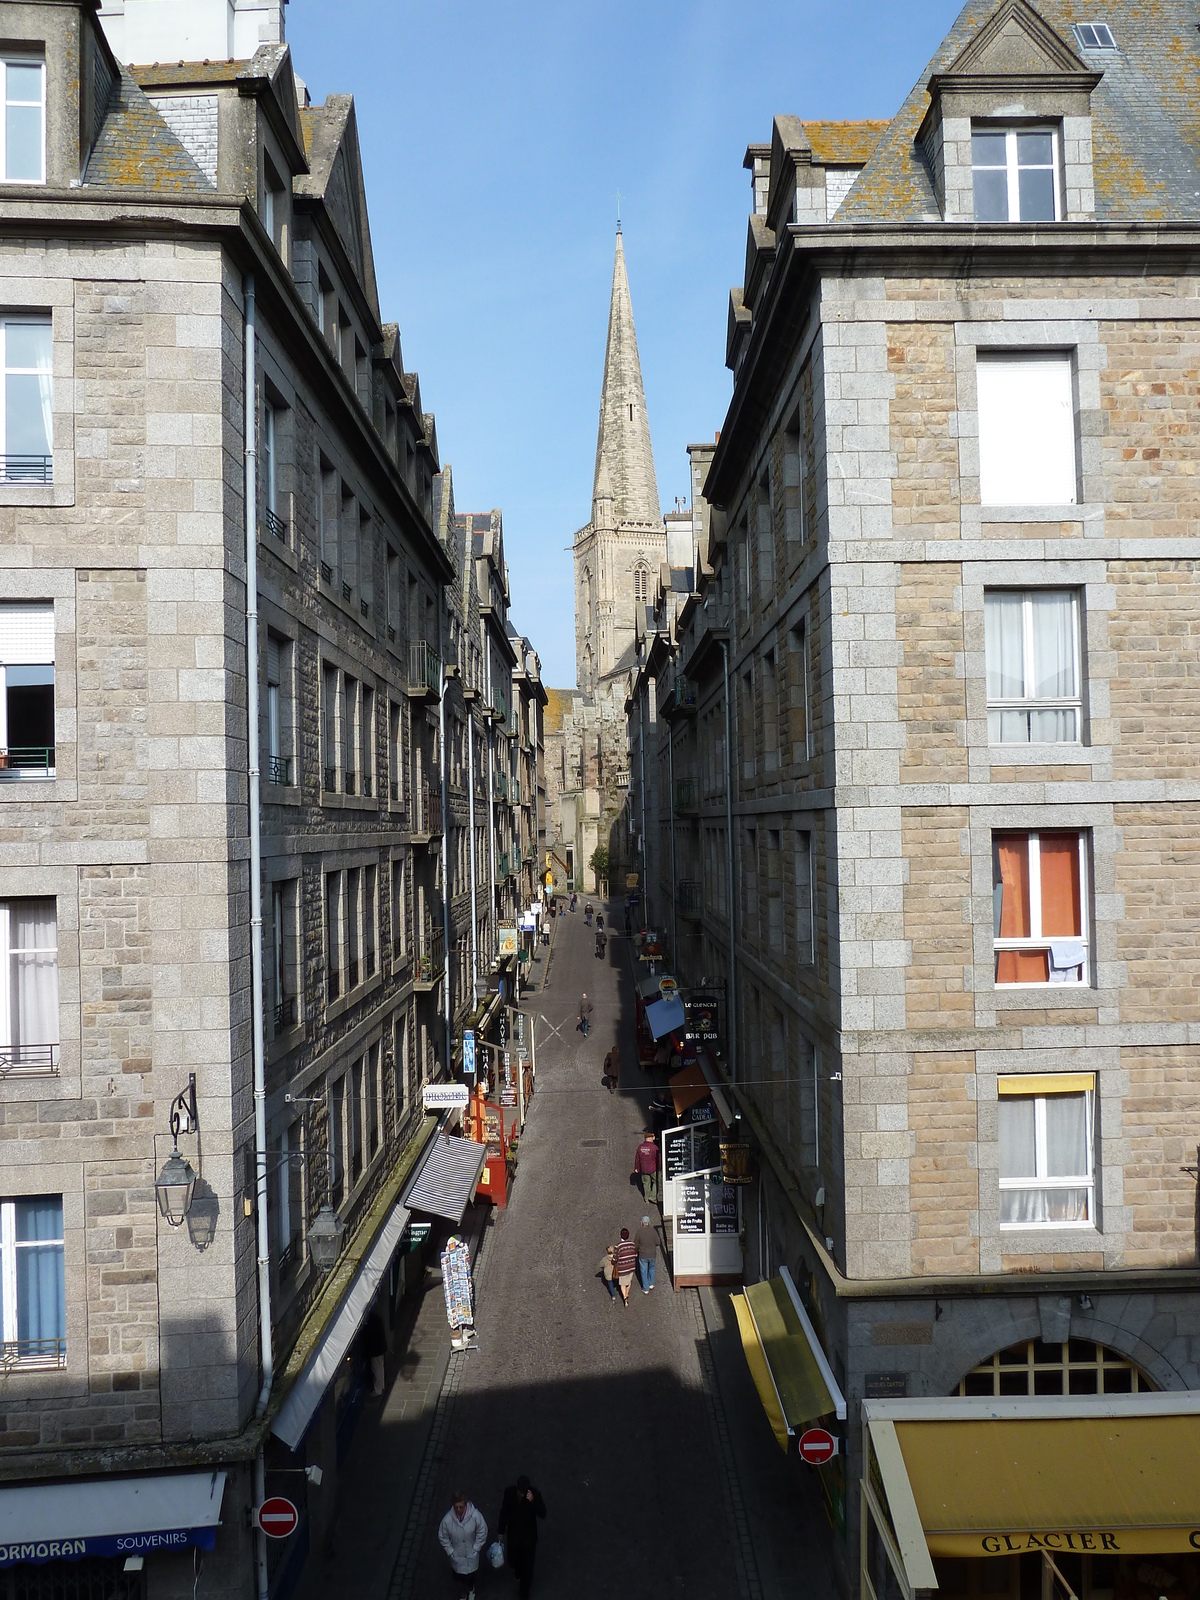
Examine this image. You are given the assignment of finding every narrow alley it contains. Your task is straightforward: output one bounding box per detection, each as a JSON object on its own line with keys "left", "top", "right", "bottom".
{"left": 296, "top": 906, "right": 837, "bottom": 1600}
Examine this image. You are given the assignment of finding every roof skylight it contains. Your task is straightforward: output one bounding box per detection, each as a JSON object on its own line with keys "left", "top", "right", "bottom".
{"left": 1073, "top": 22, "right": 1116, "bottom": 49}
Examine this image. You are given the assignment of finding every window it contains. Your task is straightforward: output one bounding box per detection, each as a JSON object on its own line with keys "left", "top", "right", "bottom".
{"left": 265, "top": 633, "right": 293, "bottom": 784}
{"left": 391, "top": 857, "right": 406, "bottom": 959}
{"left": 0, "top": 1196, "right": 64, "bottom": 1364}
{"left": 274, "top": 1122, "right": 303, "bottom": 1280}
{"left": 1, "top": 60, "right": 44, "bottom": 184}
{"left": 756, "top": 467, "right": 774, "bottom": 603}
{"left": 347, "top": 867, "right": 361, "bottom": 989}
{"left": 998, "top": 1075, "right": 1094, "bottom": 1226}
{"left": 788, "top": 617, "right": 810, "bottom": 762}
{"left": 329, "top": 1076, "right": 345, "bottom": 1205}
{"left": 360, "top": 686, "right": 374, "bottom": 798}
{"left": 367, "top": 1043, "right": 380, "bottom": 1158}
{"left": 386, "top": 548, "right": 400, "bottom": 643}
{"left": 349, "top": 1056, "right": 364, "bottom": 1183}
{"left": 740, "top": 668, "right": 755, "bottom": 779}
{"left": 633, "top": 564, "right": 649, "bottom": 605}
{"left": 1, "top": 898, "right": 58, "bottom": 1072}
{"left": 972, "top": 126, "right": 1059, "bottom": 222}
{"left": 262, "top": 403, "right": 287, "bottom": 541}
{"left": 389, "top": 701, "right": 403, "bottom": 804}
{"left": 744, "top": 825, "right": 758, "bottom": 939}
{"left": 766, "top": 829, "right": 783, "bottom": 946}
{"left": 993, "top": 830, "right": 1087, "bottom": 985}
{"left": 1073, "top": 23, "right": 1116, "bottom": 49}
{"left": 795, "top": 830, "right": 814, "bottom": 965}
{"left": 318, "top": 458, "right": 338, "bottom": 580}
{"left": 364, "top": 863, "right": 377, "bottom": 979}
{"left": 322, "top": 663, "right": 337, "bottom": 792}
{"left": 394, "top": 1012, "right": 410, "bottom": 1122}
{"left": 959, "top": 1337, "right": 1149, "bottom": 1398}
{"left": 976, "top": 353, "right": 1076, "bottom": 506}
{"left": 0, "top": 600, "right": 54, "bottom": 774}
{"left": 1, "top": 317, "right": 52, "bottom": 481}
{"left": 263, "top": 158, "right": 286, "bottom": 257}
{"left": 783, "top": 409, "right": 804, "bottom": 560}
{"left": 343, "top": 674, "right": 358, "bottom": 794}
{"left": 269, "top": 880, "right": 298, "bottom": 1036}
{"left": 325, "top": 872, "right": 341, "bottom": 1000}
{"left": 762, "top": 649, "right": 779, "bottom": 771}
{"left": 985, "top": 590, "right": 1081, "bottom": 744}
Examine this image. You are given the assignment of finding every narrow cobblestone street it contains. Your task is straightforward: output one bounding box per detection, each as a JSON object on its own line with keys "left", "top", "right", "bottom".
{"left": 293, "top": 904, "right": 839, "bottom": 1600}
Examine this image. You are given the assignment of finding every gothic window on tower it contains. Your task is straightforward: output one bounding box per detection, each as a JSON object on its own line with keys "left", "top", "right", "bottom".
{"left": 633, "top": 563, "right": 650, "bottom": 606}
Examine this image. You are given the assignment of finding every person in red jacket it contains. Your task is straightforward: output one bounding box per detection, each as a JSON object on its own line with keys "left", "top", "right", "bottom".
{"left": 612, "top": 1228, "right": 639, "bottom": 1306}
{"left": 633, "top": 1130, "right": 660, "bottom": 1206}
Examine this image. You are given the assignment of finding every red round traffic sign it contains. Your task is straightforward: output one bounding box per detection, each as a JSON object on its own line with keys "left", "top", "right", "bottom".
{"left": 256, "top": 1497, "right": 299, "bottom": 1538}
{"left": 798, "top": 1427, "right": 837, "bottom": 1465}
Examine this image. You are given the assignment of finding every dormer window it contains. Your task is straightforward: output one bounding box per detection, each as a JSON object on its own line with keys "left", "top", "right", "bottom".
{"left": 2, "top": 59, "right": 44, "bottom": 185}
{"left": 972, "top": 127, "right": 1059, "bottom": 222}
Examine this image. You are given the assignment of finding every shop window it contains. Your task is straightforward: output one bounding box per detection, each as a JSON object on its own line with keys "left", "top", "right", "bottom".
{"left": 998, "top": 1074, "right": 1093, "bottom": 1226}
{"left": 0, "top": 599, "right": 54, "bottom": 774}
{"left": 1, "top": 316, "right": 52, "bottom": 481}
{"left": 0, "top": 897, "right": 58, "bottom": 1073}
{"left": 957, "top": 1337, "right": 1151, "bottom": 1397}
{"left": 0, "top": 1195, "right": 65, "bottom": 1365}
{"left": 985, "top": 589, "right": 1081, "bottom": 744}
{"left": 993, "top": 830, "right": 1087, "bottom": 985}
{"left": 976, "top": 352, "right": 1076, "bottom": 506}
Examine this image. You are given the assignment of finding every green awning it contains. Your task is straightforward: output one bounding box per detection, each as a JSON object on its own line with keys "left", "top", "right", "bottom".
{"left": 732, "top": 1277, "right": 838, "bottom": 1453}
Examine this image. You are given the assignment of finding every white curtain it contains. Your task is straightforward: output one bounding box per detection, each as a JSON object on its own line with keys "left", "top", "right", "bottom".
{"left": 9, "top": 898, "right": 57, "bottom": 1054}
{"left": 999, "top": 1093, "right": 1090, "bottom": 1225}
{"left": 1045, "top": 1092, "right": 1089, "bottom": 1177}
{"left": 999, "top": 1097, "right": 1037, "bottom": 1181}
{"left": 1031, "top": 591, "right": 1076, "bottom": 699}
{"left": 985, "top": 592, "right": 1025, "bottom": 699}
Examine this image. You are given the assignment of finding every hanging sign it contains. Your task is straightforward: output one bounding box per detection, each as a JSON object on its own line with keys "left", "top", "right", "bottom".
{"left": 462, "top": 1030, "right": 476, "bottom": 1081}
{"left": 498, "top": 925, "right": 518, "bottom": 956}
{"left": 423, "top": 1083, "right": 469, "bottom": 1110}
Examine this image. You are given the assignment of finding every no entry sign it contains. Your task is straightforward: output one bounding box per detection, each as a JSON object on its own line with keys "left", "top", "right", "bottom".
{"left": 798, "top": 1428, "right": 837, "bottom": 1465}
{"left": 256, "top": 1497, "right": 299, "bottom": 1538}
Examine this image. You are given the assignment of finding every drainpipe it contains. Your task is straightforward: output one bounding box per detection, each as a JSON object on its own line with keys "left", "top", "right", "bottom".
{"left": 438, "top": 600, "right": 451, "bottom": 1078}
{"left": 638, "top": 682, "right": 647, "bottom": 924}
{"left": 467, "top": 708, "right": 478, "bottom": 1006}
{"left": 245, "top": 273, "right": 273, "bottom": 1600}
{"left": 721, "top": 639, "right": 737, "bottom": 1085}
{"left": 667, "top": 693, "right": 677, "bottom": 972}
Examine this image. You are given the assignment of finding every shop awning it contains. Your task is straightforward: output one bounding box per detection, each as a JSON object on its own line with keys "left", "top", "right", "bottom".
{"left": 731, "top": 1270, "right": 845, "bottom": 1453}
{"left": 272, "top": 1202, "right": 410, "bottom": 1450}
{"left": 862, "top": 1394, "right": 1200, "bottom": 1593}
{"left": 646, "top": 996, "right": 686, "bottom": 1040}
{"left": 669, "top": 1059, "right": 710, "bottom": 1117}
{"left": 0, "top": 1470, "right": 226, "bottom": 1567}
{"left": 403, "top": 1131, "right": 487, "bottom": 1224}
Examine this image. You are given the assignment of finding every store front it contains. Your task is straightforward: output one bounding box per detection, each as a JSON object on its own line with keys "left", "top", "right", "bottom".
{"left": 860, "top": 1394, "right": 1200, "bottom": 1600}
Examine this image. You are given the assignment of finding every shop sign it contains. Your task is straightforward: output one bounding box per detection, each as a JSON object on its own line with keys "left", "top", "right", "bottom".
{"left": 462, "top": 1030, "right": 476, "bottom": 1081}
{"left": 626, "top": 873, "right": 639, "bottom": 889}
{"left": 720, "top": 1139, "right": 754, "bottom": 1185}
{"left": 683, "top": 991, "right": 721, "bottom": 1043}
{"left": 423, "top": 1083, "right": 469, "bottom": 1110}
{"left": 498, "top": 925, "right": 518, "bottom": 956}
{"left": 658, "top": 977, "right": 679, "bottom": 1001}
{"left": 406, "top": 1221, "right": 432, "bottom": 1250}
{"left": 0, "top": 1528, "right": 220, "bottom": 1567}
{"left": 936, "top": 1531, "right": 1200, "bottom": 1558}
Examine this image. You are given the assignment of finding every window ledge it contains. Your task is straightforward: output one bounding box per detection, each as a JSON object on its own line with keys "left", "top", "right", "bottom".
{"left": 0, "top": 483, "right": 55, "bottom": 508}
{"left": 263, "top": 782, "right": 302, "bottom": 807}
{"left": 978, "top": 504, "right": 1088, "bottom": 523}
{"left": 995, "top": 1224, "right": 1104, "bottom": 1254}
{"left": 993, "top": 981, "right": 1092, "bottom": 1000}
{"left": 985, "top": 743, "right": 1091, "bottom": 764}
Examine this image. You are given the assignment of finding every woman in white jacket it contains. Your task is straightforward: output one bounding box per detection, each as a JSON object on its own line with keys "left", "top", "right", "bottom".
{"left": 438, "top": 1491, "right": 488, "bottom": 1599}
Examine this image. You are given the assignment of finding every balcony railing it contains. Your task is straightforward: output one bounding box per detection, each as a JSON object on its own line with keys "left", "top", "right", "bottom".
{"left": 273, "top": 995, "right": 297, "bottom": 1037}
{"left": 0, "top": 454, "right": 51, "bottom": 484}
{"left": 415, "top": 929, "right": 444, "bottom": 986}
{"left": 674, "top": 672, "right": 698, "bottom": 711}
{"left": 409, "top": 639, "right": 441, "bottom": 696}
{"left": 266, "top": 754, "right": 292, "bottom": 785}
{"left": 320, "top": 560, "right": 333, "bottom": 583}
{"left": 0, "top": 746, "right": 55, "bottom": 777}
{"left": 615, "top": 770, "right": 630, "bottom": 788}
{"left": 678, "top": 880, "right": 703, "bottom": 916}
{"left": 0, "top": 1041, "right": 60, "bottom": 1075}
{"left": 0, "top": 1337, "right": 66, "bottom": 1370}
{"left": 264, "top": 506, "right": 288, "bottom": 543}
{"left": 496, "top": 852, "right": 509, "bottom": 881}
{"left": 494, "top": 771, "right": 508, "bottom": 802}
{"left": 675, "top": 776, "right": 700, "bottom": 814}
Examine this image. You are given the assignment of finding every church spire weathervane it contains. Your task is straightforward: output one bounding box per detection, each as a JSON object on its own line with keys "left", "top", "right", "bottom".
{"left": 616, "top": 188, "right": 621, "bottom": 235}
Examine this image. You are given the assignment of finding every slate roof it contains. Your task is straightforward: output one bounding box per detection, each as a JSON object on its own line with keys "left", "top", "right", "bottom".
{"left": 802, "top": 120, "right": 890, "bottom": 164}
{"left": 838, "top": 0, "right": 1200, "bottom": 224}
{"left": 85, "top": 67, "right": 212, "bottom": 192}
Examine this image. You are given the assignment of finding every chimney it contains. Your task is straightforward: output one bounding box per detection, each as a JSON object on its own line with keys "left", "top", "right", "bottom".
{"left": 97, "top": 0, "right": 286, "bottom": 66}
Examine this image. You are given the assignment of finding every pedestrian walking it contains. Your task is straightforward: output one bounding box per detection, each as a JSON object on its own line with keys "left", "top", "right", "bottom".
{"left": 497, "top": 1475, "right": 546, "bottom": 1598}
{"left": 595, "top": 929, "right": 606, "bottom": 959}
{"left": 636, "top": 1214, "right": 659, "bottom": 1292}
{"left": 599, "top": 1242, "right": 618, "bottom": 1302}
{"left": 438, "top": 1492, "right": 488, "bottom": 1599}
{"left": 634, "top": 1129, "right": 661, "bottom": 1206}
{"left": 362, "top": 1309, "right": 387, "bottom": 1397}
{"left": 578, "top": 993, "right": 592, "bottom": 1037}
{"left": 584, "top": 903, "right": 593, "bottom": 926}
{"left": 596, "top": 912, "right": 604, "bottom": 932}
{"left": 613, "top": 1227, "right": 638, "bottom": 1306}
{"left": 570, "top": 892, "right": 576, "bottom": 912}
{"left": 603, "top": 1043, "right": 619, "bottom": 1094}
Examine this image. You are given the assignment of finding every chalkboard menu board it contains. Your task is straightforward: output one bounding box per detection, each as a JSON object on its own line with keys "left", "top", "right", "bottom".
{"left": 692, "top": 1121, "right": 721, "bottom": 1173}
{"left": 708, "top": 1180, "right": 739, "bottom": 1235}
{"left": 663, "top": 1126, "right": 692, "bottom": 1182}
{"left": 676, "top": 1176, "right": 706, "bottom": 1235}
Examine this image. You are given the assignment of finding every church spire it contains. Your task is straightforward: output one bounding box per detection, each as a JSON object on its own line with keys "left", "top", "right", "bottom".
{"left": 592, "top": 230, "right": 661, "bottom": 530}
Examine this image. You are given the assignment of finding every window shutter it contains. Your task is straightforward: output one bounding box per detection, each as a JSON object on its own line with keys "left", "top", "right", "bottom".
{"left": 0, "top": 602, "right": 53, "bottom": 664}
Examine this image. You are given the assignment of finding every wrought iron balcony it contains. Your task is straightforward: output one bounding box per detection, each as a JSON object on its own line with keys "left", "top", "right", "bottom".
{"left": 0, "top": 1041, "right": 60, "bottom": 1075}
{"left": 272, "top": 995, "right": 297, "bottom": 1037}
{"left": 0, "top": 454, "right": 51, "bottom": 484}
{"left": 266, "top": 754, "right": 292, "bottom": 786}
{"left": 0, "top": 746, "right": 55, "bottom": 777}
{"left": 674, "top": 672, "right": 698, "bottom": 711}
{"left": 415, "top": 928, "right": 444, "bottom": 988}
{"left": 409, "top": 639, "right": 441, "bottom": 697}
{"left": 320, "top": 561, "right": 333, "bottom": 583}
{"left": 674, "top": 776, "right": 700, "bottom": 814}
{"left": 678, "top": 880, "right": 703, "bottom": 917}
{"left": 0, "top": 1337, "right": 66, "bottom": 1370}
{"left": 264, "top": 506, "right": 288, "bottom": 543}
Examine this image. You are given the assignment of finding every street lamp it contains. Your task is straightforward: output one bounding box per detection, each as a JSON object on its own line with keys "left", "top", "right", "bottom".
{"left": 307, "top": 1204, "right": 345, "bottom": 1272}
{"left": 156, "top": 1075, "right": 200, "bottom": 1227}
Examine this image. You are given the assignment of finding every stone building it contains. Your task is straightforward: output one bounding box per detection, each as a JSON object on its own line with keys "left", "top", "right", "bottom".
{"left": 546, "top": 228, "right": 667, "bottom": 892}
{"left": 0, "top": 3, "right": 543, "bottom": 1597}
{"left": 630, "top": 0, "right": 1200, "bottom": 1589}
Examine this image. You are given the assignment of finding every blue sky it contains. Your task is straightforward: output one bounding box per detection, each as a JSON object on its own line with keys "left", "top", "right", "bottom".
{"left": 287, "top": 1, "right": 963, "bottom": 687}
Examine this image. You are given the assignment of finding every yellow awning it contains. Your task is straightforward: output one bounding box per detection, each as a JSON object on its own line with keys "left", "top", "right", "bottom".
{"left": 865, "top": 1400, "right": 1200, "bottom": 1592}
{"left": 731, "top": 1278, "right": 837, "bottom": 1454}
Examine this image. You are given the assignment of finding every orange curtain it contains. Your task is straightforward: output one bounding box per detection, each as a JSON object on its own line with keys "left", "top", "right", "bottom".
{"left": 1039, "top": 833, "right": 1081, "bottom": 937}
{"left": 995, "top": 834, "right": 1046, "bottom": 983}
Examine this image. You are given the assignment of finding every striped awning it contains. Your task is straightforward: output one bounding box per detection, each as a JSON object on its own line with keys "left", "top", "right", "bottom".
{"left": 403, "top": 1132, "right": 487, "bottom": 1224}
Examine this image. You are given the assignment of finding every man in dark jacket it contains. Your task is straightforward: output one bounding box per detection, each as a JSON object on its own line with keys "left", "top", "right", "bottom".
{"left": 498, "top": 1475, "right": 546, "bottom": 1597}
